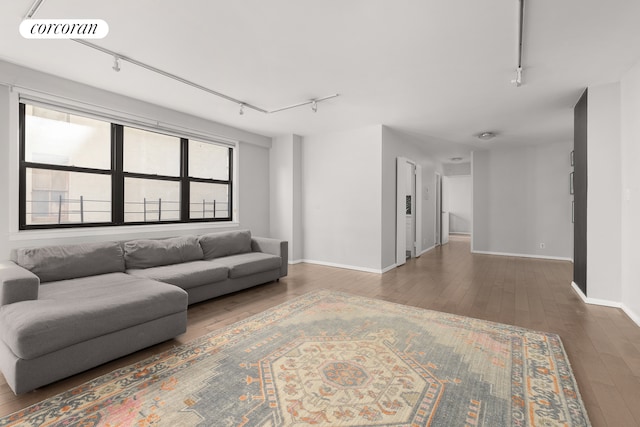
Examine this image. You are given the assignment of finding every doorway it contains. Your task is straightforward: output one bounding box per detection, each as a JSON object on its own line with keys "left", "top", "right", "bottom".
{"left": 435, "top": 172, "right": 442, "bottom": 246}
{"left": 396, "top": 157, "right": 422, "bottom": 266}
{"left": 434, "top": 172, "right": 449, "bottom": 246}
{"left": 405, "top": 162, "right": 416, "bottom": 259}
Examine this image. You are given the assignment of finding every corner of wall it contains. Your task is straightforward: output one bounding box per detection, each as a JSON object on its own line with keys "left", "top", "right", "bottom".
{"left": 586, "top": 82, "right": 622, "bottom": 302}
{"left": 620, "top": 57, "right": 640, "bottom": 322}
{"left": 0, "top": 85, "right": 12, "bottom": 258}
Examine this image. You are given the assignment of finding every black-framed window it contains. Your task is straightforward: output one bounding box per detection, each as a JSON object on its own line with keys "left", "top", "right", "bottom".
{"left": 19, "top": 102, "right": 233, "bottom": 229}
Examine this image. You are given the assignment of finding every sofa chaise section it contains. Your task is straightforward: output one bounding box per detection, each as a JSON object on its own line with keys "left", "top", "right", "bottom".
{"left": 0, "top": 230, "right": 287, "bottom": 394}
{"left": 0, "top": 242, "right": 188, "bottom": 394}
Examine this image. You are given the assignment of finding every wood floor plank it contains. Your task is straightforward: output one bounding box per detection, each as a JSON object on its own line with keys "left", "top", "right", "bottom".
{"left": 0, "top": 235, "right": 638, "bottom": 426}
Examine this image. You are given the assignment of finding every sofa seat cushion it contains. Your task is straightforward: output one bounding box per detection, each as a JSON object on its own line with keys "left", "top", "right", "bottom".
{"left": 127, "top": 261, "right": 228, "bottom": 290}
{"left": 0, "top": 273, "right": 187, "bottom": 360}
{"left": 212, "top": 252, "right": 282, "bottom": 279}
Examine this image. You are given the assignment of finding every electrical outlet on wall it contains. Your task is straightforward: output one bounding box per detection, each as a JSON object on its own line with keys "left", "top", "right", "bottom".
{"left": 539, "top": 243, "right": 545, "bottom": 249}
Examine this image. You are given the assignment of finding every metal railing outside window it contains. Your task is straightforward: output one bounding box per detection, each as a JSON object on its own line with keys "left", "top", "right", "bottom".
{"left": 25, "top": 196, "right": 230, "bottom": 225}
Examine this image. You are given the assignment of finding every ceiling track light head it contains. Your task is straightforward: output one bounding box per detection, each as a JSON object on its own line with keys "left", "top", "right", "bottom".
{"left": 511, "top": 67, "right": 522, "bottom": 87}
{"left": 112, "top": 55, "right": 121, "bottom": 72}
{"left": 239, "top": 103, "right": 245, "bottom": 115}
{"left": 311, "top": 100, "right": 318, "bottom": 113}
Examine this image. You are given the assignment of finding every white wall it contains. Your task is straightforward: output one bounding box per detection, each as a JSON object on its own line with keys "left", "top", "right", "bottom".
{"left": 0, "top": 61, "right": 272, "bottom": 258}
{"left": 472, "top": 142, "right": 573, "bottom": 260}
{"left": 301, "top": 125, "right": 383, "bottom": 272}
{"left": 381, "top": 127, "right": 440, "bottom": 268}
{"left": 237, "top": 142, "right": 271, "bottom": 237}
{"left": 620, "top": 59, "right": 640, "bottom": 324}
{"left": 578, "top": 76, "right": 640, "bottom": 326}
{"left": 270, "top": 134, "right": 302, "bottom": 262}
{"left": 443, "top": 162, "right": 471, "bottom": 176}
{"left": 443, "top": 175, "right": 471, "bottom": 234}
{"left": 586, "top": 83, "right": 622, "bottom": 302}
{"left": 273, "top": 125, "right": 443, "bottom": 273}
{"left": 0, "top": 86, "right": 10, "bottom": 260}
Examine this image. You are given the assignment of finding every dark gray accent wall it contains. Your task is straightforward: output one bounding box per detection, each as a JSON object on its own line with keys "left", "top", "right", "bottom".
{"left": 573, "top": 89, "right": 588, "bottom": 295}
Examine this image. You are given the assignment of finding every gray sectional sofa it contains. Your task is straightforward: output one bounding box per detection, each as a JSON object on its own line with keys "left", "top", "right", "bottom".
{"left": 0, "top": 229, "right": 287, "bottom": 394}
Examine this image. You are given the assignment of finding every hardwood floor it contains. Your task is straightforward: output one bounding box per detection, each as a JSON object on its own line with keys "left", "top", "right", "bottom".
{"left": 1, "top": 234, "right": 639, "bottom": 426}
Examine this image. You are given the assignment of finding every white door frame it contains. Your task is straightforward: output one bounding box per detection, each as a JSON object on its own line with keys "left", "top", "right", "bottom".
{"left": 396, "top": 157, "right": 422, "bottom": 266}
{"left": 415, "top": 164, "right": 423, "bottom": 255}
{"left": 435, "top": 172, "right": 442, "bottom": 246}
{"left": 441, "top": 176, "right": 450, "bottom": 245}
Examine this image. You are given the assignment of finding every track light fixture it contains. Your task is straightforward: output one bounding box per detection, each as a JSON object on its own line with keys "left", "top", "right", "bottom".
{"left": 239, "top": 103, "right": 245, "bottom": 115}
{"left": 512, "top": 0, "right": 525, "bottom": 87}
{"left": 311, "top": 100, "right": 318, "bottom": 113}
{"left": 112, "top": 55, "right": 121, "bottom": 72}
{"left": 511, "top": 67, "right": 522, "bottom": 87}
{"left": 23, "top": 0, "right": 47, "bottom": 19}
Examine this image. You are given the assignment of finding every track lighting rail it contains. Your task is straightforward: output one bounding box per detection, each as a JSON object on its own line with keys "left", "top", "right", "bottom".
{"left": 73, "top": 40, "right": 339, "bottom": 115}
{"left": 24, "top": 1, "right": 339, "bottom": 115}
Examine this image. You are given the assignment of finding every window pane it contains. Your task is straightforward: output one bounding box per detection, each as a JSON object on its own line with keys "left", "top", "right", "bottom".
{"left": 189, "top": 181, "right": 230, "bottom": 219}
{"left": 189, "top": 140, "right": 229, "bottom": 180}
{"left": 25, "top": 105, "right": 111, "bottom": 170}
{"left": 123, "top": 128, "right": 180, "bottom": 176}
{"left": 124, "top": 178, "right": 180, "bottom": 222}
{"left": 25, "top": 168, "right": 111, "bottom": 225}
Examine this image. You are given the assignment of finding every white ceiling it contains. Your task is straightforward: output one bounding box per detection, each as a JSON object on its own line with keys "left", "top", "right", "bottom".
{"left": 1, "top": 0, "right": 640, "bottom": 161}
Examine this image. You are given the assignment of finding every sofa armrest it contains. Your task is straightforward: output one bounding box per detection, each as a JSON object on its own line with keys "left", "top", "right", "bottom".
{"left": 0, "top": 261, "right": 40, "bottom": 306}
{"left": 251, "top": 237, "right": 288, "bottom": 277}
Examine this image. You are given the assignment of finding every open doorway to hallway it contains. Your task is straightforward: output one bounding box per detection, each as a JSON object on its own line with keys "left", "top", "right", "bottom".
{"left": 440, "top": 161, "right": 472, "bottom": 246}
{"left": 442, "top": 174, "right": 472, "bottom": 238}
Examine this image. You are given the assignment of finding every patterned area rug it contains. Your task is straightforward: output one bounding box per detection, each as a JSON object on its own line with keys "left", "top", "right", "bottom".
{"left": 0, "top": 290, "right": 590, "bottom": 426}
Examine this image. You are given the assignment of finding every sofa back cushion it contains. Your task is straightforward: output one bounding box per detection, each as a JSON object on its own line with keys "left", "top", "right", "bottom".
{"left": 124, "top": 235, "right": 203, "bottom": 269}
{"left": 199, "top": 230, "right": 252, "bottom": 260}
{"left": 14, "top": 242, "right": 125, "bottom": 283}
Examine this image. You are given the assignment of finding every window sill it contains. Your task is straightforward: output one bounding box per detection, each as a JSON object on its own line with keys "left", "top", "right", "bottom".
{"left": 9, "top": 222, "right": 240, "bottom": 242}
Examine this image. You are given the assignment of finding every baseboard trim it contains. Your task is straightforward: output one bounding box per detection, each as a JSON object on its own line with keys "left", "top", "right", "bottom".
{"left": 471, "top": 250, "right": 572, "bottom": 262}
{"left": 300, "top": 259, "right": 386, "bottom": 274}
{"left": 288, "top": 259, "right": 304, "bottom": 265}
{"left": 570, "top": 282, "right": 621, "bottom": 307}
{"left": 571, "top": 282, "right": 587, "bottom": 302}
{"left": 621, "top": 304, "right": 640, "bottom": 328}
{"left": 381, "top": 263, "right": 397, "bottom": 273}
{"left": 418, "top": 245, "right": 436, "bottom": 256}
{"left": 570, "top": 282, "right": 640, "bottom": 327}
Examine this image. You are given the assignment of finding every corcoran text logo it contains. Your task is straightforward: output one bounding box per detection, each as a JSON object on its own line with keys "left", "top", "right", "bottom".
{"left": 19, "top": 19, "right": 109, "bottom": 39}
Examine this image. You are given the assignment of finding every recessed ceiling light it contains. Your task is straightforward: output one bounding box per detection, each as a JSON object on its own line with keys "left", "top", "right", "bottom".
{"left": 450, "top": 157, "right": 464, "bottom": 162}
{"left": 477, "top": 131, "right": 496, "bottom": 140}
